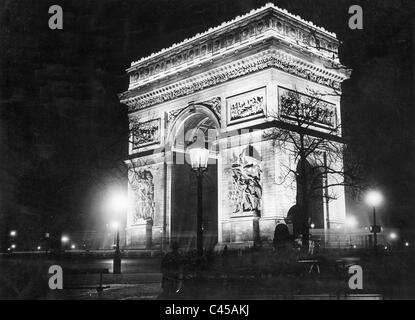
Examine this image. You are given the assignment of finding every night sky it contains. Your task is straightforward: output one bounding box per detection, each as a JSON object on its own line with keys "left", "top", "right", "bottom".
{"left": 0, "top": 0, "right": 413, "bottom": 249}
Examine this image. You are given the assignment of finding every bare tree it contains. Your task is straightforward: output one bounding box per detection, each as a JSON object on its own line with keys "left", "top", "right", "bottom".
{"left": 264, "top": 87, "right": 366, "bottom": 253}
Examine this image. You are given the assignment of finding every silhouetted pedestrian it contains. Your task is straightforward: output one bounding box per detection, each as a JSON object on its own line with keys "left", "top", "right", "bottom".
{"left": 160, "top": 242, "right": 183, "bottom": 298}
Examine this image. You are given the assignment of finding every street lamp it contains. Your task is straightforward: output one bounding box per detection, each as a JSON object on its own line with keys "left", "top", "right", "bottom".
{"left": 61, "top": 235, "right": 69, "bottom": 251}
{"left": 107, "top": 193, "right": 126, "bottom": 274}
{"left": 10, "top": 230, "right": 17, "bottom": 237}
{"left": 365, "top": 190, "right": 383, "bottom": 252}
{"left": 389, "top": 232, "right": 397, "bottom": 240}
{"left": 188, "top": 146, "right": 209, "bottom": 256}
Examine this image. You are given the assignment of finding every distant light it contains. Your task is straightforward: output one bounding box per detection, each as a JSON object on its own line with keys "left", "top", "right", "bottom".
{"left": 365, "top": 190, "right": 383, "bottom": 207}
{"left": 345, "top": 216, "right": 358, "bottom": 229}
{"left": 37, "top": 246, "right": 41, "bottom": 250}
{"left": 389, "top": 232, "right": 398, "bottom": 240}
{"left": 110, "top": 221, "right": 120, "bottom": 231}
{"left": 353, "top": 245, "right": 357, "bottom": 249}
{"left": 7, "top": 248, "right": 11, "bottom": 251}
{"left": 384, "top": 246, "right": 388, "bottom": 250}
{"left": 336, "top": 225, "right": 341, "bottom": 229}
{"left": 405, "top": 242, "right": 409, "bottom": 247}
{"left": 10, "top": 230, "right": 17, "bottom": 237}
{"left": 11, "top": 244, "right": 16, "bottom": 249}
{"left": 61, "top": 236, "right": 70, "bottom": 243}
{"left": 71, "top": 244, "right": 76, "bottom": 249}
{"left": 310, "top": 223, "right": 315, "bottom": 229}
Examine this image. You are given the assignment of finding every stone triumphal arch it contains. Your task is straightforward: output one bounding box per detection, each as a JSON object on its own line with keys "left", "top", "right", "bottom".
{"left": 119, "top": 3, "right": 349, "bottom": 250}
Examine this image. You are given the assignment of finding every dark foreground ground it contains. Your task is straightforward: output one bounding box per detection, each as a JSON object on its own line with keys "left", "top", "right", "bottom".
{"left": 1, "top": 247, "right": 414, "bottom": 300}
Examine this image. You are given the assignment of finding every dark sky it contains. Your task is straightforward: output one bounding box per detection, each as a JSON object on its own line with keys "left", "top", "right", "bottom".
{"left": 0, "top": 0, "right": 413, "bottom": 246}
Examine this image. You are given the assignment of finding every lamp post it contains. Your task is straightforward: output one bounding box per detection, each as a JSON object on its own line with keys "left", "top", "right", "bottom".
{"left": 188, "top": 146, "right": 209, "bottom": 256}
{"left": 8, "top": 230, "right": 17, "bottom": 252}
{"left": 110, "top": 221, "right": 121, "bottom": 274}
{"left": 61, "top": 235, "right": 70, "bottom": 251}
{"left": 365, "top": 190, "right": 383, "bottom": 252}
{"left": 108, "top": 193, "right": 127, "bottom": 274}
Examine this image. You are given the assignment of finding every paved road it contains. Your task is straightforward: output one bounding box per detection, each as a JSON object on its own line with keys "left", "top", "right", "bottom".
{"left": 0, "top": 256, "right": 162, "bottom": 299}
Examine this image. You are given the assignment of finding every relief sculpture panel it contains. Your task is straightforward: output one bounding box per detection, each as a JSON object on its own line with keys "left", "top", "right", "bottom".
{"left": 228, "top": 151, "right": 263, "bottom": 217}
{"left": 131, "top": 170, "right": 155, "bottom": 224}
{"left": 130, "top": 118, "right": 161, "bottom": 150}
{"left": 227, "top": 88, "right": 266, "bottom": 124}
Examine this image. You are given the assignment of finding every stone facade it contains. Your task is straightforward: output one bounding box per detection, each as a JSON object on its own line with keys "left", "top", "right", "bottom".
{"left": 119, "top": 4, "right": 349, "bottom": 249}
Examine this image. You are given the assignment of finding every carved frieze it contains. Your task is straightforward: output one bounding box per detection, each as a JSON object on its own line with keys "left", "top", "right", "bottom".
{"left": 130, "top": 118, "right": 161, "bottom": 150}
{"left": 278, "top": 87, "right": 337, "bottom": 128}
{"left": 228, "top": 151, "right": 262, "bottom": 216}
{"left": 122, "top": 50, "right": 342, "bottom": 113}
{"left": 131, "top": 170, "right": 155, "bottom": 223}
{"left": 227, "top": 88, "right": 265, "bottom": 123}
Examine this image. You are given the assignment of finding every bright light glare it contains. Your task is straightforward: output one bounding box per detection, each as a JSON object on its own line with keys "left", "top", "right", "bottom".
{"left": 405, "top": 242, "right": 409, "bottom": 247}
{"left": 365, "top": 190, "right": 383, "bottom": 207}
{"left": 310, "top": 223, "right": 315, "bottom": 229}
{"left": 110, "top": 221, "right": 119, "bottom": 231}
{"left": 37, "top": 246, "right": 41, "bottom": 250}
{"left": 108, "top": 192, "right": 127, "bottom": 212}
{"left": 71, "top": 244, "right": 76, "bottom": 249}
{"left": 61, "top": 236, "right": 69, "bottom": 243}
{"left": 10, "top": 230, "right": 17, "bottom": 237}
{"left": 389, "top": 232, "right": 397, "bottom": 240}
{"left": 11, "top": 244, "right": 16, "bottom": 249}
{"left": 345, "top": 215, "right": 358, "bottom": 229}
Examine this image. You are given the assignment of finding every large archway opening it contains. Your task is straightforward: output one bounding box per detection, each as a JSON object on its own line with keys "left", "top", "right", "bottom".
{"left": 296, "top": 159, "right": 324, "bottom": 230}
{"left": 168, "top": 106, "right": 219, "bottom": 252}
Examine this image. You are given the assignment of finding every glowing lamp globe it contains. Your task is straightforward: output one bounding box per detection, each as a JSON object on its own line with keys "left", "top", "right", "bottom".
{"left": 389, "top": 232, "right": 397, "bottom": 240}
{"left": 189, "top": 147, "right": 209, "bottom": 170}
{"left": 365, "top": 191, "right": 383, "bottom": 207}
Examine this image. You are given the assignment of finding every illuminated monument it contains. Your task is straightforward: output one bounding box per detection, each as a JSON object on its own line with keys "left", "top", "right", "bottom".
{"left": 119, "top": 3, "right": 349, "bottom": 250}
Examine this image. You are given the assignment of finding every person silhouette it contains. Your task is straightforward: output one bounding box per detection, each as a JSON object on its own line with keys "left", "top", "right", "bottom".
{"left": 160, "top": 242, "right": 184, "bottom": 298}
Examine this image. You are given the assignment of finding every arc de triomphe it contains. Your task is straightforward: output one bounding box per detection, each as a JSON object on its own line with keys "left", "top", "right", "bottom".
{"left": 119, "top": 3, "right": 349, "bottom": 250}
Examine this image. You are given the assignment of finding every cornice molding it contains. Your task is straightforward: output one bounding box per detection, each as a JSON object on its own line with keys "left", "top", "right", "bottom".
{"left": 120, "top": 49, "right": 347, "bottom": 113}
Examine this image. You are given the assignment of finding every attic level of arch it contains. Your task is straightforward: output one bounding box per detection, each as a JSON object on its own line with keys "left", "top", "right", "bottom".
{"left": 125, "top": 9, "right": 343, "bottom": 91}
